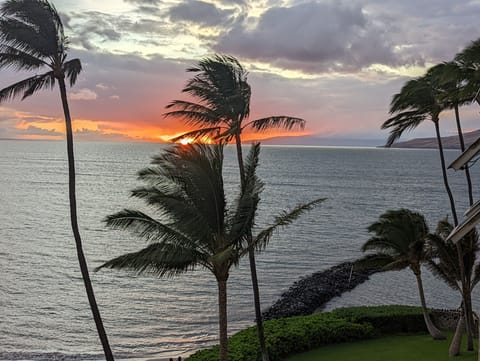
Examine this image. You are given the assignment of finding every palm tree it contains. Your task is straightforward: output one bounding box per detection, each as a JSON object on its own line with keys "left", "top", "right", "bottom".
{"left": 164, "top": 54, "right": 305, "bottom": 361}
{"left": 97, "top": 143, "right": 323, "bottom": 361}
{"left": 381, "top": 73, "right": 476, "bottom": 344}
{"left": 427, "top": 219, "right": 480, "bottom": 354}
{"left": 0, "top": 1, "right": 114, "bottom": 359}
{"left": 382, "top": 73, "right": 458, "bottom": 225}
{"left": 427, "top": 62, "right": 474, "bottom": 206}
{"left": 359, "top": 209, "right": 445, "bottom": 340}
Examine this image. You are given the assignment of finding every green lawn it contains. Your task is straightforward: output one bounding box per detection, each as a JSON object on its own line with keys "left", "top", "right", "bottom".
{"left": 285, "top": 333, "right": 477, "bottom": 361}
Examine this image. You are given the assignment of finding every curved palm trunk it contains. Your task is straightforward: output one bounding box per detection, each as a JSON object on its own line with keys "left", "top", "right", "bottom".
{"left": 58, "top": 77, "right": 115, "bottom": 361}
{"left": 454, "top": 104, "right": 474, "bottom": 206}
{"left": 234, "top": 133, "right": 269, "bottom": 361}
{"left": 449, "top": 313, "right": 465, "bottom": 356}
{"left": 217, "top": 279, "right": 228, "bottom": 361}
{"left": 414, "top": 272, "right": 445, "bottom": 339}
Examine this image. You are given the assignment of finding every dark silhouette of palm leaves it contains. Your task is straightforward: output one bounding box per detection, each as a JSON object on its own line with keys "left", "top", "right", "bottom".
{"left": 360, "top": 209, "right": 429, "bottom": 271}
{"left": 427, "top": 219, "right": 480, "bottom": 291}
{"left": 0, "top": 1, "right": 112, "bottom": 359}
{"left": 382, "top": 75, "right": 442, "bottom": 147}
{"left": 98, "top": 143, "right": 322, "bottom": 361}
{"left": 0, "top": 0, "right": 82, "bottom": 101}
{"left": 359, "top": 209, "right": 444, "bottom": 339}
{"left": 165, "top": 54, "right": 305, "bottom": 143}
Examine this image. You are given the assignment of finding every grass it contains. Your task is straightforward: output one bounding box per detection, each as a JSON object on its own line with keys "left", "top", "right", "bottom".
{"left": 284, "top": 333, "right": 477, "bottom": 361}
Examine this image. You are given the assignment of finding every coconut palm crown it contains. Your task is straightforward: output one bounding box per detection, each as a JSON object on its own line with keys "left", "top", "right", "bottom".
{"left": 164, "top": 54, "right": 305, "bottom": 145}
{"left": 359, "top": 209, "right": 445, "bottom": 340}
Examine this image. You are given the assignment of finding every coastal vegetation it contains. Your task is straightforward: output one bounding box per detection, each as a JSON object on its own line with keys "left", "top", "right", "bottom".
{"left": 382, "top": 37, "right": 480, "bottom": 354}
{"left": 358, "top": 209, "right": 445, "bottom": 340}
{"left": 186, "top": 305, "right": 435, "bottom": 361}
{"left": 165, "top": 55, "right": 305, "bottom": 361}
{"left": 3, "top": 0, "right": 480, "bottom": 359}
{"left": 0, "top": 1, "right": 114, "bottom": 360}
{"left": 97, "top": 142, "right": 323, "bottom": 361}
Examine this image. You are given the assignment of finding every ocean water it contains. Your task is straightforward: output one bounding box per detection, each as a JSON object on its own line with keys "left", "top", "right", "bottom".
{"left": 1, "top": 140, "right": 479, "bottom": 360}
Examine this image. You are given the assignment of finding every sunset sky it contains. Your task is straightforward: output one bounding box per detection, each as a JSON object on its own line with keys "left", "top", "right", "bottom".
{"left": 1, "top": 0, "right": 480, "bottom": 144}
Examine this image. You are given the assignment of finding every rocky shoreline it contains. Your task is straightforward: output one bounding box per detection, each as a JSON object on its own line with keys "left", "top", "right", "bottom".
{"left": 262, "top": 261, "right": 379, "bottom": 320}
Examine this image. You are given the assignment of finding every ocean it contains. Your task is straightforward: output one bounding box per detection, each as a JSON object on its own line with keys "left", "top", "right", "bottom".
{"left": 1, "top": 140, "right": 479, "bottom": 360}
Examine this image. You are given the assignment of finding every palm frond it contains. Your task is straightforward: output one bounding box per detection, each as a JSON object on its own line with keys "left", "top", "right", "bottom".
{"left": 228, "top": 143, "right": 263, "bottom": 242}
{"left": 0, "top": 71, "right": 55, "bottom": 102}
{"left": 96, "top": 242, "right": 205, "bottom": 277}
{"left": 354, "top": 253, "right": 396, "bottom": 271}
{"left": 248, "top": 116, "right": 305, "bottom": 132}
{"left": 253, "top": 198, "right": 325, "bottom": 251}
{"left": 104, "top": 208, "right": 192, "bottom": 245}
{"left": 0, "top": 44, "right": 47, "bottom": 71}
{"left": 169, "top": 127, "right": 223, "bottom": 143}
{"left": 381, "top": 111, "right": 427, "bottom": 147}
{"left": 164, "top": 100, "right": 223, "bottom": 126}
{"left": 147, "top": 144, "right": 227, "bottom": 248}
{"left": 64, "top": 58, "right": 82, "bottom": 87}
{"left": 0, "top": 0, "right": 63, "bottom": 58}
{"left": 426, "top": 259, "right": 460, "bottom": 290}
{"left": 472, "top": 264, "right": 480, "bottom": 288}
{"left": 455, "top": 38, "right": 480, "bottom": 67}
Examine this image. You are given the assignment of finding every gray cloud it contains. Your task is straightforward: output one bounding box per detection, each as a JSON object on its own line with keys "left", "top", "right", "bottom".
{"left": 169, "top": 1, "right": 235, "bottom": 27}
{"left": 214, "top": 1, "right": 412, "bottom": 73}
{"left": 123, "top": 0, "right": 161, "bottom": 5}
{"left": 68, "top": 11, "right": 125, "bottom": 50}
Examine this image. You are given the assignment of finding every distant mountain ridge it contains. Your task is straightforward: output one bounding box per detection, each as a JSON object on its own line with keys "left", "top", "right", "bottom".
{"left": 390, "top": 129, "right": 480, "bottom": 149}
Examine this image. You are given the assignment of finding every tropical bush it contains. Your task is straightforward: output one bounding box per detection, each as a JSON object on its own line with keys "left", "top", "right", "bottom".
{"left": 187, "top": 312, "right": 374, "bottom": 361}
{"left": 187, "top": 305, "right": 432, "bottom": 361}
{"left": 331, "top": 305, "right": 427, "bottom": 334}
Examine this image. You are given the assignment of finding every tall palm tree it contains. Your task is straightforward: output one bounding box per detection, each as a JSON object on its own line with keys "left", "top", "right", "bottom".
{"left": 0, "top": 1, "right": 114, "bottom": 359}
{"left": 427, "top": 62, "right": 474, "bottom": 206}
{"left": 359, "top": 209, "right": 445, "bottom": 340}
{"left": 97, "top": 143, "right": 323, "bottom": 361}
{"left": 381, "top": 73, "right": 476, "bottom": 344}
{"left": 164, "top": 54, "right": 305, "bottom": 361}
{"left": 427, "top": 219, "right": 480, "bottom": 354}
{"left": 382, "top": 73, "right": 458, "bottom": 225}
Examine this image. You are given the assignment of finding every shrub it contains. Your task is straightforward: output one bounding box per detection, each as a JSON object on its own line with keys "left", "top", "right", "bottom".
{"left": 331, "top": 305, "right": 427, "bottom": 334}
{"left": 187, "top": 312, "right": 374, "bottom": 361}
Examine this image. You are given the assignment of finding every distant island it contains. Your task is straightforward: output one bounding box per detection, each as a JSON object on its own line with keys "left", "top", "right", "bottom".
{"left": 390, "top": 129, "right": 480, "bottom": 149}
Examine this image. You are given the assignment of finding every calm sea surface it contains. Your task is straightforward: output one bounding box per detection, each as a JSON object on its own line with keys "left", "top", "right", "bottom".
{"left": 1, "top": 140, "right": 480, "bottom": 360}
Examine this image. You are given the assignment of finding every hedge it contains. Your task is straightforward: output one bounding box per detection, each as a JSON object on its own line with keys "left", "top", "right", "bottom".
{"left": 330, "top": 305, "right": 427, "bottom": 334}
{"left": 187, "top": 312, "right": 374, "bottom": 361}
{"left": 186, "top": 305, "right": 427, "bottom": 361}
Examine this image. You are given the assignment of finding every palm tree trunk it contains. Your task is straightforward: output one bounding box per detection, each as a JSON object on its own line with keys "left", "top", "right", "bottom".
{"left": 58, "top": 77, "right": 115, "bottom": 361}
{"left": 433, "top": 118, "right": 473, "bottom": 347}
{"left": 453, "top": 104, "right": 475, "bottom": 350}
{"left": 433, "top": 119, "right": 458, "bottom": 225}
{"left": 414, "top": 272, "right": 445, "bottom": 340}
{"left": 217, "top": 279, "right": 228, "bottom": 361}
{"left": 464, "top": 285, "right": 475, "bottom": 350}
{"left": 454, "top": 104, "right": 474, "bottom": 206}
{"left": 449, "top": 313, "right": 465, "bottom": 356}
{"left": 234, "top": 133, "right": 269, "bottom": 361}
